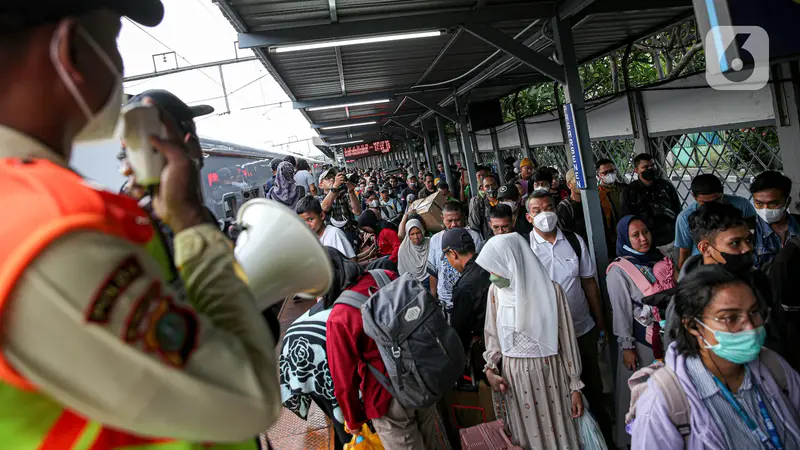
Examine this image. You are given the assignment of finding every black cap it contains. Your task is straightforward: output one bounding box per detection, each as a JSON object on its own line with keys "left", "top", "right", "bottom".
{"left": 497, "top": 183, "right": 520, "bottom": 201}
{"left": 5, "top": 1, "right": 165, "bottom": 28}
{"left": 441, "top": 228, "right": 475, "bottom": 253}
{"left": 128, "top": 89, "right": 213, "bottom": 135}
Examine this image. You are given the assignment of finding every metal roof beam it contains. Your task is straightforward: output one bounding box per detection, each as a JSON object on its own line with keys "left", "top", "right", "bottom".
{"left": 461, "top": 23, "right": 565, "bottom": 84}
{"left": 335, "top": 47, "right": 346, "bottom": 96}
{"left": 385, "top": 120, "right": 423, "bottom": 138}
{"left": 237, "top": 4, "right": 556, "bottom": 48}
{"left": 582, "top": 0, "right": 692, "bottom": 15}
{"left": 405, "top": 95, "right": 458, "bottom": 123}
{"left": 328, "top": 0, "right": 338, "bottom": 23}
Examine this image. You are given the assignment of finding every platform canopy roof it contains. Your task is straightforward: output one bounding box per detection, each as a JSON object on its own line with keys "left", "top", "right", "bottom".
{"left": 215, "top": 0, "right": 694, "bottom": 157}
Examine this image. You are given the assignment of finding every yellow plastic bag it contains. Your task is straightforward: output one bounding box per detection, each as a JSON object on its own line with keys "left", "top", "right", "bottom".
{"left": 344, "top": 424, "right": 385, "bottom": 450}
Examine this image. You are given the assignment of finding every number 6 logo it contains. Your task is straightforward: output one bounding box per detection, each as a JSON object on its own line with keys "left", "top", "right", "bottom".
{"left": 705, "top": 26, "right": 769, "bottom": 91}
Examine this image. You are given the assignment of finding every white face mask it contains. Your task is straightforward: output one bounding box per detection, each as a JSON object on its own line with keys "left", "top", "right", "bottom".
{"left": 600, "top": 173, "right": 617, "bottom": 185}
{"left": 756, "top": 204, "right": 787, "bottom": 224}
{"left": 368, "top": 200, "right": 379, "bottom": 208}
{"left": 533, "top": 211, "right": 558, "bottom": 233}
{"left": 51, "top": 25, "right": 124, "bottom": 143}
{"left": 502, "top": 200, "right": 518, "bottom": 212}
{"left": 534, "top": 186, "right": 550, "bottom": 193}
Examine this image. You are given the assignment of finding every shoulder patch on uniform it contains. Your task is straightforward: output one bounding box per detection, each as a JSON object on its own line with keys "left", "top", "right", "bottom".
{"left": 87, "top": 256, "right": 144, "bottom": 323}
{"left": 122, "top": 282, "right": 199, "bottom": 368}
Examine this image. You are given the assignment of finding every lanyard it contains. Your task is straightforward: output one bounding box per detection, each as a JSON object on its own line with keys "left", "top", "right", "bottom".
{"left": 713, "top": 376, "right": 783, "bottom": 450}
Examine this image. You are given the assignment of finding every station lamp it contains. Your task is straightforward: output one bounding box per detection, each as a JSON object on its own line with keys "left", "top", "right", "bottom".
{"left": 307, "top": 99, "right": 392, "bottom": 111}
{"left": 272, "top": 30, "right": 444, "bottom": 53}
{"left": 320, "top": 121, "right": 377, "bottom": 130}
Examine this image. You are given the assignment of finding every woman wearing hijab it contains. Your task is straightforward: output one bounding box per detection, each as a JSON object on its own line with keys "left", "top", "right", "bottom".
{"left": 606, "top": 215, "right": 676, "bottom": 447}
{"left": 279, "top": 247, "right": 363, "bottom": 450}
{"left": 397, "top": 218, "right": 430, "bottom": 290}
{"left": 266, "top": 161, "right": 305, "bottom": 208}
{"left": 477, "top": 233, "right": 585, "bottom": 450}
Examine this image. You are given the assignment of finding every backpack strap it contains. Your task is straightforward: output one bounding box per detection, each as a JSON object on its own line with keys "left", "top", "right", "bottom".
{"left": 562, "top": 230, "right": 582, "bottom": 266}
{"left": 606, "top": 258, "right": 653, "bottom": 299}
{"left": 759, "top": 347, "right": 788, "bottom": 392}
{"left": 652, "top": 367, "right": 691, "bottom": 441}
{"left": 368, "top": 269, "right": 392, "bottom": 289}
{"left": 366, "top": 363, "right": 396, "bottom": 396}
{"left": 333, "top": 290, "right": 369, "bottom": 309}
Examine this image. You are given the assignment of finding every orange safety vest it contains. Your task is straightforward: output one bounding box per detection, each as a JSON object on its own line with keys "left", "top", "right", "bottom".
{"left": 0, "top": 158, "right": 257, "bottom": 450}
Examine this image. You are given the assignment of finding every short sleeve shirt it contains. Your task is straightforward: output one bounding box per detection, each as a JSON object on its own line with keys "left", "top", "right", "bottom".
{"left": 427, "top": 228, "right": 483, "bottom": 306}
{"left": 293, "top": 170, "right": 315, "bottom": 193}
{"left": 320, "top": 225, "right": 356, "bottom": 259}
{"left": 530, "top": 229, "right": 596, "bottom": 337}
{"left": 674, "top": 194, "right": 757, "bottom": 254}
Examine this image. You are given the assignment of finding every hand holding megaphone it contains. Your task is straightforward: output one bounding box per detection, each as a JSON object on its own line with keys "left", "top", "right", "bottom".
{"left": 121, "top": 98, "right": 207, "bottom": 232}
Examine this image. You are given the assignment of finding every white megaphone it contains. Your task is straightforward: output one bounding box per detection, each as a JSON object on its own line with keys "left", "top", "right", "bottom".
{"left": 234, "top": 199, "right": 333, "bottom": 311}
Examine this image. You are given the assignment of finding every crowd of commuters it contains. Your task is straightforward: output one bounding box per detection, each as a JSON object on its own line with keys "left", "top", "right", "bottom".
{"left": 284, "top": 154, "right": 800, "bottom": 450}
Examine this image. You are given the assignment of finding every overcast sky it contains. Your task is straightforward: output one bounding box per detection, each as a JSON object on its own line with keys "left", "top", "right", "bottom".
{"left": 118, "top": 0, "right": 319, "bottom": 156}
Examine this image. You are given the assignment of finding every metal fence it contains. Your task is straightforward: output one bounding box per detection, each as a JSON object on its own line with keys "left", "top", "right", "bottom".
{"left": 651, "top": 126, "right": 781, "bottom": 206}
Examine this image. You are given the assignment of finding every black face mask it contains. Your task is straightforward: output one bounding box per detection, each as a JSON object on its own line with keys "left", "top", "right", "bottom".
{"left": 640, "top": 168, "right": 658, "bottom": 182}
{"left": 714, "top": 248, "right": 755, "bottom": 274}
{"left": 485, "top": 188, "right": 498, "bottom": 198}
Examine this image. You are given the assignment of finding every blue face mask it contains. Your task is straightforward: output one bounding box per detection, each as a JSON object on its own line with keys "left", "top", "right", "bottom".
{"left": 489, "top": 273, "right": 511, "bottom": 290}
{"left": 694, "top": 319, "right": 766, "bottom": 364}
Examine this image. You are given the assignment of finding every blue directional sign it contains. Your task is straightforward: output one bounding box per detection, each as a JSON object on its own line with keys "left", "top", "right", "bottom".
{"left": 563, "top": 103, "right": 587, "bottom": 189}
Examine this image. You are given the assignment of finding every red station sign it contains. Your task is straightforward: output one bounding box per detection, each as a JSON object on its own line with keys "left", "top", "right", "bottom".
{"left": 343, "top": 140, "right": 392, "bottom": 159}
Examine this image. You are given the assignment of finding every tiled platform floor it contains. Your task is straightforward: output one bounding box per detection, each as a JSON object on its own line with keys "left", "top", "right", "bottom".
{"left": 261, "top": 297, "right": 336, "bottom": 450}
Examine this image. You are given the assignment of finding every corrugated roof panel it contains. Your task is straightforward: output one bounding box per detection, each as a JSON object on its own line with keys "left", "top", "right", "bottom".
{"left": 272, "top": 48, "right": 342, "bottom": 98}
{"left": 218, "top": 0, "right": 695, "bottom": 143}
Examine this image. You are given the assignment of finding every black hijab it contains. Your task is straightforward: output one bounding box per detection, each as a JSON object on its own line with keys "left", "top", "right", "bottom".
{"left": 321, "top": 246, "right": 365, "bottom": 309}
{"left": 358, "top": 209, "right": 398, "bottom": 233}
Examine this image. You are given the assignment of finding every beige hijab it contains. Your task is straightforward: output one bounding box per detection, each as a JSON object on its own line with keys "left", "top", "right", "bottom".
{"left": 398, "top": 219, "right": 429, "bottom": 282}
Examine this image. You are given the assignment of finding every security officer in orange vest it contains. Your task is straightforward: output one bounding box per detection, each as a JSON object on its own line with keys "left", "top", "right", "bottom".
{"left": 0, "top": 3, "right": 280, "bottom": 449}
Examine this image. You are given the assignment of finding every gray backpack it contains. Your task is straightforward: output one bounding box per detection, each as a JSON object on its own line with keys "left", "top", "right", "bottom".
{"left": 335, "top": 271, "right": 466, "bottom": 410}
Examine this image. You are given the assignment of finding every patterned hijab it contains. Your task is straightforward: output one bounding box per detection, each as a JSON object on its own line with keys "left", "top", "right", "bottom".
{"left": 267, "top": 161, "right": 301, "bottom": 207}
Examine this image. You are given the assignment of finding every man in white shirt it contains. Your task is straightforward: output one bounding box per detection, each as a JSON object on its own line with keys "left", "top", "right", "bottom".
{"left": 296, "top": 196, "right": 355, "bottom": 260}
{"left": 525, "top": 192, "right": 614, "bottom": 447}
{"left": 427, "top": 201, "right": 483, "bottom": 314}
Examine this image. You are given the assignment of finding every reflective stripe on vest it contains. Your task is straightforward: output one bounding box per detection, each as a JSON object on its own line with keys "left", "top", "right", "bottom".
{"left": 0, "top": 159, "right": 257, "bottom": 450}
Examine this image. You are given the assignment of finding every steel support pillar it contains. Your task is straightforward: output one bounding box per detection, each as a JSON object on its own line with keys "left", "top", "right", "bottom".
{"left": 455, "top": 96, "right": 479, "bottom": 198}
{"left": 404, "top": 131, "right": 417, "bottom": 176}
{"left": 772, "top": 62, "right": 800, "bottom": 213}
{"left": 630, "top": 90, "right": 659, "bottom": 165}
{"left": 490, "top": 128, "right": 505, "bottom": 185}
{"left": 435, "top": 115, "right": 456, "bottom": 192}
{"left": 420, "top": 120, "right": 435, "bottom": 172}
{"left": 517, "top": 119, "right": 532, "bottom": 161}
{"left": 553, "top": 17, "right": 610, "bottom": 274}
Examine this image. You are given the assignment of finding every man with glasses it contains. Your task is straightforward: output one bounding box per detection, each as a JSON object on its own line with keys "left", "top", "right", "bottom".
{"left": 621, "top": 153, "right": 682, "bottom": 247}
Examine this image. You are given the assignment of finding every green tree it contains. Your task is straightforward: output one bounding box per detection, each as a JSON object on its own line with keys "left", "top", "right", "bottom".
{"left": 499, "top": 18, "right": 705, "bottom": 120}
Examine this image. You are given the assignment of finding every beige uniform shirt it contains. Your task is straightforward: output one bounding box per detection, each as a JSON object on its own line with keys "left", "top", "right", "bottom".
{"left": 0, "top": 126, "right": 280, "bottom": 442}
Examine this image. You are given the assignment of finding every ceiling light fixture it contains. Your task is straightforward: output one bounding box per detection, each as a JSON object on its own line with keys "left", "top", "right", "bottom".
{"left": 320, "top": 121, "right": 377, "bottom": 130}
{"left": 273, "top": 30, "right": 444, "bottom": 53}
{"left": 308, "top": 99, "right": 392, "bottom": 111}
{"left": 330, "top": 140, "right": 365, "bottom": 146}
